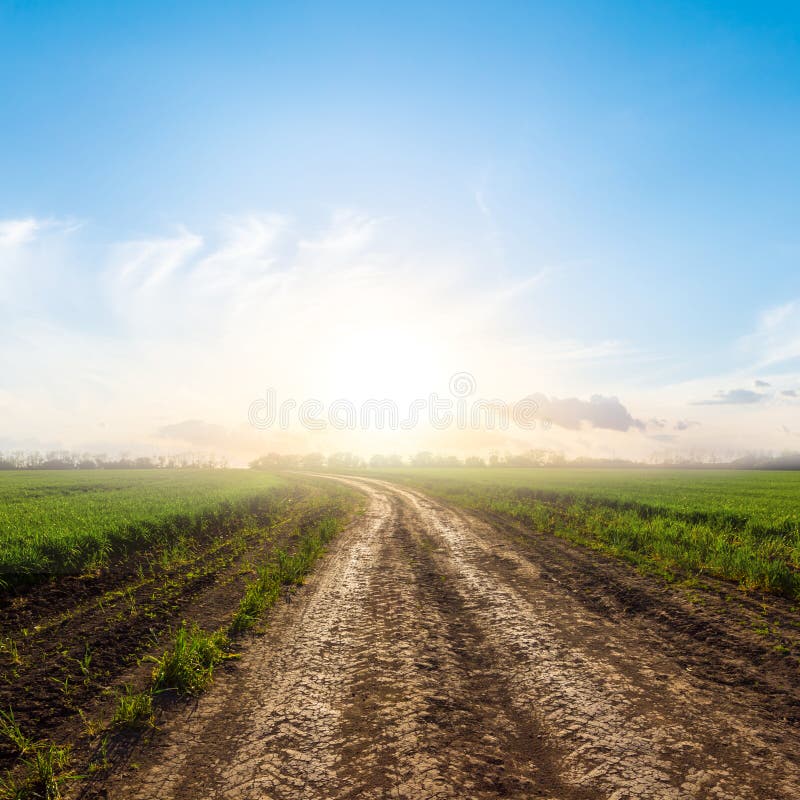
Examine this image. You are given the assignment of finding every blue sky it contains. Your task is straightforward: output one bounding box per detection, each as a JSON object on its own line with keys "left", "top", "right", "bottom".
{"left": 1, "top": 1, "right": 799, "bottom": 459}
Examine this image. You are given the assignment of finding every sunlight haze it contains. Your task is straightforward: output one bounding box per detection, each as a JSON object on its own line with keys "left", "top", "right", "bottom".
{"left": 1, "top": 1, "right": 799, "bottom": 463}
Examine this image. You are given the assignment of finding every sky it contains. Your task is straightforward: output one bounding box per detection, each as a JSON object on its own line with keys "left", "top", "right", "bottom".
{"left": 1, "top": 0, "right": 800, "bottom": 462}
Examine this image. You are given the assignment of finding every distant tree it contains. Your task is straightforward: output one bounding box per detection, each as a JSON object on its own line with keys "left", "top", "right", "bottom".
{"left": 300, "top": 452, "right": 326, "bottom": 470}
{"left": 375, "top": 453, "right": 403, "bottom": 468}
{"left": 249, "top": 453, "right": 304, "bottom": 470}
{"left": 432, "top": 454, "right": 462, "bottom": 467}
{"left": 369, "top": 453, "right": 404, "bottom": 468}
{"left": 505, "top": 452, "right": 534, "bottom": 467}
{"left": 328, "top": 452, "right": 362, "bottom": 470}
{"left": 411, "top": 451, "right": 435, "bottom": 467}
{"left": 249, "top": 453, "right": 281, "bottom": 469}
{"left": 39, "top": 451, "right": 76, "bottom": 469}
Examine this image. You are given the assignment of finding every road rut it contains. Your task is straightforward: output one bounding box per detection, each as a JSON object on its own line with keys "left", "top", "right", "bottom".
{"left": 103, "top": 477, "right": 800, "bottom": 799}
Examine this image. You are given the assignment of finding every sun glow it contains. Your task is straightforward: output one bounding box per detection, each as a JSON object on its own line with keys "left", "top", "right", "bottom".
{"left": 318, "top": 321, "right": 451, "bottom": 406}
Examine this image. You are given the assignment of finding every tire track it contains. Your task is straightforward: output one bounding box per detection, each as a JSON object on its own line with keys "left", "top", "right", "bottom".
{"left": 375, "top": 479, "right": 800, "bottom": 799}
{"left": 332, "top": 492, "right": 587, "bottom": 799}
{"left": 103, "top": 477, "right": 800, "bottom": 800}
{"left": 115, "top": 491, "right": 391, "bottom": 799}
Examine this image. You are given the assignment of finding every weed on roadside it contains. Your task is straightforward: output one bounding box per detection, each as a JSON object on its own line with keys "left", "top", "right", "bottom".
{"left": 111, "top": 686, "right": 154, "bottom": 728}
{"left": 230, "top": 517, "right": 341, "bottom": 633}
{"left": 149, "top": 624, "right": 231, "bottom": 695}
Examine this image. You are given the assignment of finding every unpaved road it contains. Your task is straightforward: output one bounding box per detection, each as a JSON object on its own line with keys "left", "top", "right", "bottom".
{"left": 103, "top": 477, "right": 800, "bottom": 799}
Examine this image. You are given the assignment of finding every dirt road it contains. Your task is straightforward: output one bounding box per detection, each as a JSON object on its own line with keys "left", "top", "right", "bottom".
{"left": 104, "top": 477, "right": 800, "bottom": 799}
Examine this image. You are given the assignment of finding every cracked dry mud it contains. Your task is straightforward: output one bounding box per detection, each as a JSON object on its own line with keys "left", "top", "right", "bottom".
{"left": 104, "top": 477, "right": 800, "bottom": 799}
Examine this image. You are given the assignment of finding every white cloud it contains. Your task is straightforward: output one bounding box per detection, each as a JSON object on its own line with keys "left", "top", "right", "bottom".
{"left": 530, "top": 393, "right": 645, "bottom": 431}
{"left": 298, "top": 209, "right": 378, "bottom": 256}
{"left": 7, "top": 211, "right": 799, "bottom": 462}
{"left": 111, "top": 227, "right": 203, "bottom": 293}
{"left": 6, "top": 210, "right": 615, "bottom": 456}
{"left": 692, "top": 388, "right": 767, "bottom": 405}
{"left": 0, "top": 218, "right": 42, "bottom": 247}
{"left": 0, "top": 216, "right": 83, "bottom": 248}
{"left": 740, "top": 299, "right": 800, "bottom": 369}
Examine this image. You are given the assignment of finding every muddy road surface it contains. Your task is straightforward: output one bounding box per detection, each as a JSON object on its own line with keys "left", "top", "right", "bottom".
{"left": 102, "top": 477, "right": 800, "bottom": 799}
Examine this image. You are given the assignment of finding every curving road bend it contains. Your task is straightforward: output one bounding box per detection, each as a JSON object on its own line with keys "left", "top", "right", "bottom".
{"left": 106, "top": 476, "right": 800, "bottom": 800}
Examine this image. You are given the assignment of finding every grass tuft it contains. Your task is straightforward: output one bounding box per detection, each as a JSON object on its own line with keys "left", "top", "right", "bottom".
{"left": 111, "top": 686, "right": 153, "bottom": 728}
{"left": 0, "top": 639, "right": 21, "bottom": 667}
{"left": 230, "top": 517, "right": 341, "bottom": 632}
{"left": 24, "top": 743, "right": 71, "bottom": 800}
{"left": 149, "top": 624, "right": 230, "bottom": 695}
{"left": 0, "top": 710, "right": 34, "bottom": 757}
{"left": 0, "top": 711, "right": 72, "bottom": 800}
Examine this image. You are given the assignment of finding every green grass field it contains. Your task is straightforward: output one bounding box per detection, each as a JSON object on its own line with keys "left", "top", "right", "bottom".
{"left": 0, "top": 469, "right": 357, "bottom": 794}
{"left": 0, "top": 470, "right": 288, "bottom": 582}
{"left": 370, "top": 468, "right": 800, "bottom": 599}
{"left": 5, "top": 466, "right": 800, "bottom": 600}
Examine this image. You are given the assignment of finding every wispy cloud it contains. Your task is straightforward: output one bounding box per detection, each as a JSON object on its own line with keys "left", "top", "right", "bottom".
{"left": 692, "top": 388, "right": 766, "bottom": 405}
{"left": 554, "top": 340, "right": 635, "bottom": 361}
{"left": 674, "top": 419, "right": 700, "bottom": 431}
{"left": 5, "top": 210, "right": 554, "bottom": 453}
{"left": 4, "top": 210, "right": 798, "bottom": 461}
{"left": 0, "top": 217, "right": 83, "bottom": 248}
{"left": 112, "top": 227, "right": 203, "bottom": 291}
{"left": 740, "top": 299, "right": 800, "bottom": 370}
{"left": 156, "top": 418, "right": 273, "bottom": 454}
{"left": 0, "top": 218, "right": 42, "bottom": 247}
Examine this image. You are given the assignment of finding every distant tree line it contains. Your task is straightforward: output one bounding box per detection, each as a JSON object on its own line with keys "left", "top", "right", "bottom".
{"left": 0, "top": 451, "right": 227, "bottom": 470}
{"left": 249, "top": 449, "right": 800, "bottom": 471}
{"left": 3, "top": 448, "right": 799, "bottom": 472}
{"left": 249, "top": 449, "right": 614, "bottom": 470}
{"left": 728, "top": 453, "right": 800, "bottom": 470}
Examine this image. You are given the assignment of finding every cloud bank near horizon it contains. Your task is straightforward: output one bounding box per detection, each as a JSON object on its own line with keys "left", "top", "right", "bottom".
{"left": 1, "top": 212, "right": 799, "bottom": 462}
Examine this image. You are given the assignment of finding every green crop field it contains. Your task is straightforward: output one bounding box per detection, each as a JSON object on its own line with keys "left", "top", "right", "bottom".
{"left": 5, "top": 466, "right": 800, "bottom": 599}
{"left": 0, "top": 470, "right": 288, "bottom": 583}
{"left": 369, "top": 468, "right": 800, "bottom": 599}
{"left": 0, "top": 467, "right": 358, "bottom": 788}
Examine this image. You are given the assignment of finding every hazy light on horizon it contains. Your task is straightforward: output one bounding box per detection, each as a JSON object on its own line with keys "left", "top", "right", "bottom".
{"left": 1, "top": 2, "right": 799, "bottom": 461}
